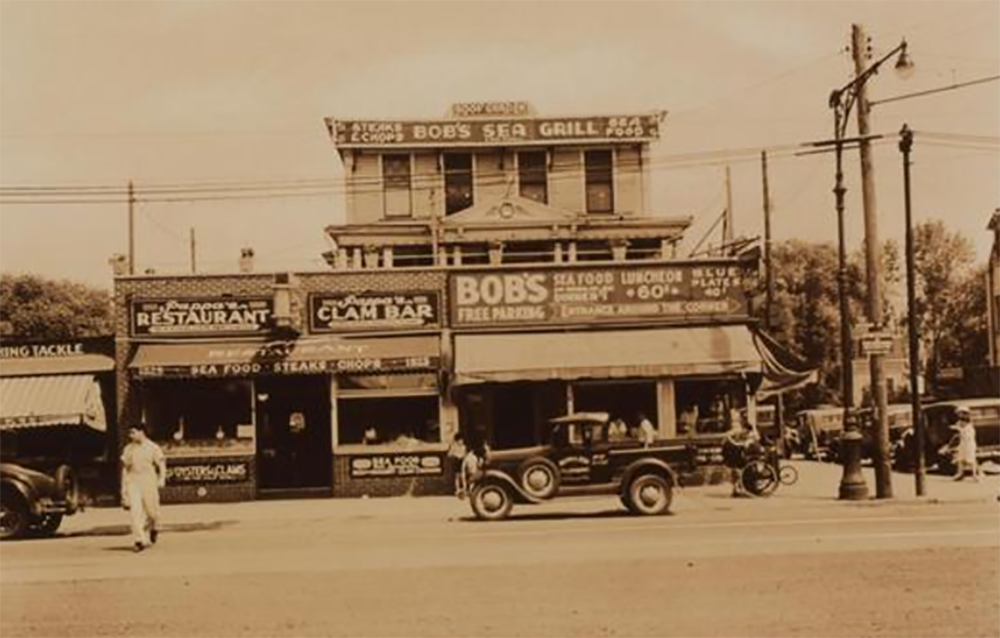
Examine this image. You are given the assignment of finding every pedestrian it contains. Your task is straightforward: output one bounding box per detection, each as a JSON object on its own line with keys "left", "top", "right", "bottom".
{"left": 447, "top": 432, "right": 468, "bottom": 496}
{"left": 952, "top": 407, "right": 979, "bottom": 482}
{"left": 608, "top": 415, "right": 628, "bottom": 441}
{"left": 121, "top": 423, "right": 166, "bottom": 552}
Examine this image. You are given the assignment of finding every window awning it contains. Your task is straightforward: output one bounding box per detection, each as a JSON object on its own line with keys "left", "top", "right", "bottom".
{"left": 0, "top": 374, "right": 108, "bottom": 432}
{"left": 129, "top": 335, "right": 440, "bottom": 378}
{"left": 0, "top": 354, "right": 115, "bottom": 378}
{"left": 752, "top": 330, "right": 819, "bottom": 400}
{"left": 453, "top": 326, "right": 763, "bottom": 385}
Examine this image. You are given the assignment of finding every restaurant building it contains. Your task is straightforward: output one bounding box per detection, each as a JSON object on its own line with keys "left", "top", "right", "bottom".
{"left": 113, "top": 102, "right": 807, "bottom": 502}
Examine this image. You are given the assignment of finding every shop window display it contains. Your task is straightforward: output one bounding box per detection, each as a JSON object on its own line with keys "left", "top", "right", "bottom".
{"left": 674, "top": 379, "right": 746, "bottom": 436}
{"left": 141, "top": 379, "right": 253, "bottom": 444}
{"left": 337, "top": 395, "right": 439, "bottom": 447}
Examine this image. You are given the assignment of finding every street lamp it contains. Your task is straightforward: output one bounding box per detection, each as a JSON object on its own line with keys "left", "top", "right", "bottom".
{"left": 828, "top": 28, "right": 913, "bottom": 500}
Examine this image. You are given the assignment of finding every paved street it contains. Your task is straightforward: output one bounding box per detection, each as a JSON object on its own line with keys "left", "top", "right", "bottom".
{"left": 2, "top": 462, "right": 998, "bottom": 638}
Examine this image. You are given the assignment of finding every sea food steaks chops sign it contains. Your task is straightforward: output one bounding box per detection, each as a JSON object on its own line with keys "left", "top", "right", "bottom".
{"left": 449, "top": 263, "right": 753, "bottom": 327}
{"left": 131, "top": 298, "right": 274, "bottom": 337}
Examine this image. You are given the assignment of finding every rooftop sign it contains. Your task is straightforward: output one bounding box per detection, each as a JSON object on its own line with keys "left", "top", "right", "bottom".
{"left": 327, "top": 114, "right": 662, "bottom": 148}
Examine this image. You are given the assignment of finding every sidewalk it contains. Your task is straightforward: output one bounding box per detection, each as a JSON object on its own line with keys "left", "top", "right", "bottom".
{"left": 58, "top": 460, "right": 998, "bottom": 536}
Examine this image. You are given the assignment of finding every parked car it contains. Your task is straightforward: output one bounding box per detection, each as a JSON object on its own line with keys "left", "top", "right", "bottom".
{"left": 744, "top": 405, "right": 799, "bottom": 459}
{"left": 1, "top": 462, "right": 80, "bottom": 540}
{"left": 895, "top": 397, "right": 1000, "bottom": 473}
{"left": 465, "top": 412, "right": 697, "bottom": 521}
{"left": 829, "top": 404, "right": 913, "bottom": 462}
{"left": 794, "top": 407, "right": 846, "bottom": 461}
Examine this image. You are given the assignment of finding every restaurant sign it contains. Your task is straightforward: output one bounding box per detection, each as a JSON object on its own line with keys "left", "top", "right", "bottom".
{"left": 165, "top": 461, "right": 250, "bottom": 486}
{"left": 349, "top": 452, "right": 443, "bottom": 478}
{"left": 449, "top": 262, "right": 753, "bottom": 328}
{"left": 309, "top": 292, "right": 440, "bottom": 332}
{"left": 131, "top": 298, "right": 274, "bottom": 337}
{"left": 328, "top": 114, "right": 660, "bottom": 148}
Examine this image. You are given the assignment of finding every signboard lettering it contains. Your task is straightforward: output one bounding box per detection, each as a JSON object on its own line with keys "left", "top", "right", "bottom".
{"left": 131, "top": 298, "right": 274, "bottom": 337}
{"left": 449, "top": 263, "right": 753, "bottom": 328}
{"left": 0, "top": 342, "right": 85, "bottom": 359}
{"left": 349, "top": 453, "right": 443, "bottom": 478}
{"left": 328, "top": 115, "right": 660, "bottom": 148}
{"left": 451, "top": 101, "right": 532, "bottom": 118}
{"left": 310, "top": 292, "right": 440, "bottom": 332}
{"left": 165, "top": 461, "right": 249, "bottom": 485}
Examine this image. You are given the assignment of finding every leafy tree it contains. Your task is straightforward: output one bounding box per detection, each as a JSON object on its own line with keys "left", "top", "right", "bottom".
{"left": 911, "top": 220, "right": 976, "bottom": 389}
{"left": 0, "top": 273, "right": 113, "bottom": 339}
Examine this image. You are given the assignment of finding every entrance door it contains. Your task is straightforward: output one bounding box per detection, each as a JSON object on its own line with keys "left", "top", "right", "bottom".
{"left": 256, "top": 375, "right": 331, "bottom": 491}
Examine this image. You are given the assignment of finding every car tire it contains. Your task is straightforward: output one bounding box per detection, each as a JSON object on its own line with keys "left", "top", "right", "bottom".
{"left": 470, "top": 482, "right": 514, "bottom": 521}
{"left": 627, "top": 473, "right": 672, "bottom": 516}
{"left": 32, "top": 514, "right": 64, "bottom": 537}
{"left": 517, "top": 458, "right": 561, "bottom": 500}
{"left": 1, "top": 491, "right": 31, "bottom": 541}
{"left": 54, "top": 465, "right": 78, "bottom": 511}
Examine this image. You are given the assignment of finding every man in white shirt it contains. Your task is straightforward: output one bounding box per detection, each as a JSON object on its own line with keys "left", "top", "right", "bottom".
{"left": 636, "top": 412, "right": 657, "bottom": 448}
{"left": 121, "top": 424, "right": 166, "bottom": 552}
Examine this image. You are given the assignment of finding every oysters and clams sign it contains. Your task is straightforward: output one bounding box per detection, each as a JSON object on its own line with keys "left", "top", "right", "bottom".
{"left": 310, "top": 292, "right": 440, "bottom": 332}
{"left": 449, "top": 262, "right": 753, "bottom": 328}
{"left": 131, "top": 298, "right": 273, "bottom": 337}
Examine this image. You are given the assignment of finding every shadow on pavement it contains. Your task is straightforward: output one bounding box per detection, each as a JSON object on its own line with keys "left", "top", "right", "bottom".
{"left": 455, "top": 508, "right": 656, "bottom": 523}
{"left": 64, "top": 519, "right": 238, "bottom": 539}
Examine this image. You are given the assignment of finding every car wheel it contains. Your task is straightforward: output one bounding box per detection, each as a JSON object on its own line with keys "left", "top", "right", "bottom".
{"left": 55, "top": 465, "right": 79, "bottom": 511}
{"left": 470, "top": 482, "right": 513, "bottom": 521}
{"left": 32, "top": 514, "right": 64, "bottom": 537}
{"left": 627, "top": 474, "right": 672, "bottom": 516}
{"left": 1, "top": 492, "right": 31, "bottom": 540}
{"left": 517, "top": 458, "right": 561, "bottom": 500}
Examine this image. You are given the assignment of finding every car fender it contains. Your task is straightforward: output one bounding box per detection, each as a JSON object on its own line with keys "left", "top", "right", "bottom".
{"left": 1, "top": 476, "right": 41, "bottom": 517}
{"left": 621, "top": 458, "right": 679, "bottom": 496}
{"left": 477, "top": 469, "right": 544, "bottom": 505}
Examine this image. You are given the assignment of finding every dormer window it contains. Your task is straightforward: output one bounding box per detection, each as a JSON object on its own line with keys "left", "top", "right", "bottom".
{"left": 584, "top": 149, "right": 614, "bottom": 214}
{"left": 382, "top": 154, "right": 412, "bottom": 218}
{"left": 518, "top": 151, "right": 548, "bottom": 204}
{"left": 444, "top": 153, "right": 474, "bottom": 215}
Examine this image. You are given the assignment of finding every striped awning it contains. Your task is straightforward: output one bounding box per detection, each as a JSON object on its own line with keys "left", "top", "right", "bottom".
{"left": 0, "top": 374, "right": 108, "bottom": 431}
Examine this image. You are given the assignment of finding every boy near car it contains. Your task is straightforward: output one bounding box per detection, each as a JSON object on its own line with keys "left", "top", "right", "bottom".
{"left": 952, "top": 408, "right": 979, "bottom": 482}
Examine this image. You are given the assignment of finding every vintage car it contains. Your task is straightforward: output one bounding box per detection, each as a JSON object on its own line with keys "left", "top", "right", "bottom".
{"left": 1, "top": 462, "right": 80, "bottom": 540}
{"left": 464, "top": 412, "right": 701, "bottom": 521}
{"left": 894, "top": 397, "right": 1000, "bottom": 472}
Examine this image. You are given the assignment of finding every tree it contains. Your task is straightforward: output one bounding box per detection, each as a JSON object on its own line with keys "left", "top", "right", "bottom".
{"left": 0, "top": 273, "right": 113, "bottom": 339}
{"left": 911, "top": 220, "right": 976, "bottom": 389}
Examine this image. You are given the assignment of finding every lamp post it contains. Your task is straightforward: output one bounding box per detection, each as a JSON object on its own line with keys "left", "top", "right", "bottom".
{"left": 898, "top": 124, "right": 927, "bottom": 496}
{"left": 828, "top": 26, "right": 914, "bottom": 500}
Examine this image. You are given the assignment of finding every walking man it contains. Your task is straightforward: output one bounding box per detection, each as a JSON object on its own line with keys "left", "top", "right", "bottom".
{"left": 121, "top": 424, "right": 166, "bottom": 552}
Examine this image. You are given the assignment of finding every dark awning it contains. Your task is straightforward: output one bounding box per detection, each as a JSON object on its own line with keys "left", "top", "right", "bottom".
{"left": 0, "top": 374, "right": 108, "bottom": 431}
{"left": 752, "top": 329, "right": 819, "bottom": 400}
{"left": 129, "top": 335, "right": 440, "bottom": 378}
{"left": 453, "top": 326, "right": 763, "bottom": 385}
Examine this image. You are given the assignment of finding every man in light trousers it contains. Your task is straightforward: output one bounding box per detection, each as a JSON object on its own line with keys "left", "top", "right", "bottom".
{"left": 121, "top": 424, "right": 166, "bottom": 552}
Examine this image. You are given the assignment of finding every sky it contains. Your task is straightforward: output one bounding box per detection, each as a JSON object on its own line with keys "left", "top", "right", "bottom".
{"left": 1, "top": 0, "right": 997, "bottom": 290}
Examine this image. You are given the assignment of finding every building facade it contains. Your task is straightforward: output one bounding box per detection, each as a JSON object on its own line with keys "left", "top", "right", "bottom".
{"left": 113, "top": 102, "right": 798, "bottom": 503}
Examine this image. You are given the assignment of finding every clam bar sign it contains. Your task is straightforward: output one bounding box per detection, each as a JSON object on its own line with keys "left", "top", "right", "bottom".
{"left": 131, "top": 298, "right": 273, "bottom": 337}
{"left": 310, "top": 292, "right": 440, "bottom": 332}
{"left": 349, "top": 453, "right": 444, "bottom": 478}
{"left": 449, "top": 262, "right": 754, "bottom": 328}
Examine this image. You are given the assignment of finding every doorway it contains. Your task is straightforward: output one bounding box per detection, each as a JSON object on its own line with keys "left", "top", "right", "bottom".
{"left": 255, "top": 375, "right": 331, "bottom": 492}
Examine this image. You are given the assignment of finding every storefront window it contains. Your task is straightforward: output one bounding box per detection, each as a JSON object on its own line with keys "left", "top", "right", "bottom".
{"left": 141, "top": 379, "right": 253, "bottom": 443}
{"left": 572, "top": 380, "right": 657, "bottom": 435}
{"left": 674, "top": 379, "right": 746, "bottom": 436}
{"left": 337, "top": 374, "right": 439, "bottom": 447}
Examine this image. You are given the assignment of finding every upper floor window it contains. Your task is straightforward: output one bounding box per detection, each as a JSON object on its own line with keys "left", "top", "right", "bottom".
{"left": 584, "top": 149, "right": 614, "bottom": 214}
{"left": 382, "top": 154, "right": 412, "bottom": 218}
{"left": 444, "top": 153, "right": 474, "bottom": 215}
{"left": 518, "top": 151, "right": 548, "bottom": 204}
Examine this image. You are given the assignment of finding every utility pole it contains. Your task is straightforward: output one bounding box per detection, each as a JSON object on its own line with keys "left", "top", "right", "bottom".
{"left": 852, "top": 23, "right": 893, "bottom": 498}
{"left": 723, "top": 165, "right": 734, "bottom": 247}
{"left": 899, "top": 124, "right": 927, "bottom": 496}
{"left": 190, "top": 228, "right": 197, "bottom": 274}
{"left": 127, "top": 180, "right": 136, "bottom": 275}
{"left": 761, "top": 150, "right": 785, "bottom": 454}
